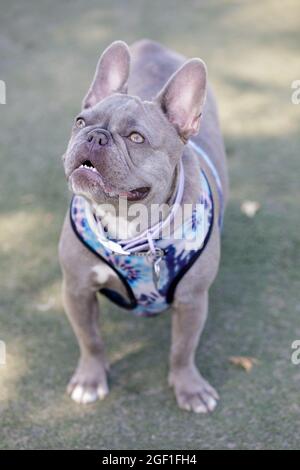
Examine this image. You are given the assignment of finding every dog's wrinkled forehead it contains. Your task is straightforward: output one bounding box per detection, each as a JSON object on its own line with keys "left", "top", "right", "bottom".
{"left": 81, "top": 94, "right": 165, "bottom": 142}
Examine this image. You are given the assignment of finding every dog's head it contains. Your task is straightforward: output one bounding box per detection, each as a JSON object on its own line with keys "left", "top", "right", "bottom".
{"left": 63, "top": 41, "right": 207, "bottom": 208}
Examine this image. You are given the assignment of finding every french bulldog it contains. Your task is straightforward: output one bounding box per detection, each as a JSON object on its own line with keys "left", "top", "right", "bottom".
{"left": 59, "top": 39, "right": 228, "bottom": 413}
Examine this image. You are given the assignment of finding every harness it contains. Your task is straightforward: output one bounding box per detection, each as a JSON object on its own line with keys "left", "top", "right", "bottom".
{"left": 70, "top": 142, "right": 223, "bottom": 317}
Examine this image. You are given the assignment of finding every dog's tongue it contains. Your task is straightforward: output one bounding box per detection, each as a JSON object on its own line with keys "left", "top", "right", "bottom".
{"left": 119, "top": 187, "right": 149, "bottom": 201}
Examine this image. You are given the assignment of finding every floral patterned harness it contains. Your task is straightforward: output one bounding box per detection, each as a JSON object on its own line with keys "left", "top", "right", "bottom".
{"left": 70, "top": 144, "right": 220, "bottom": 317}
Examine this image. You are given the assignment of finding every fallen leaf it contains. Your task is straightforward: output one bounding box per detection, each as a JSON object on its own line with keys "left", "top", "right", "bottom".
{"left": 240, "top": 200, "right": 260, "bottom": 218}
{"left": 229, "top": 356, "right": 258, "bottom": 372}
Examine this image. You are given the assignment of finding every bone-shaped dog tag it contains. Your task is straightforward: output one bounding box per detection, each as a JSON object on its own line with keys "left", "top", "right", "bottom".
{"left": 147, "top": 248, "right": 164, "bottom": 290}
{"left": 152, "top": 256, "right": 162, "bottom": 289}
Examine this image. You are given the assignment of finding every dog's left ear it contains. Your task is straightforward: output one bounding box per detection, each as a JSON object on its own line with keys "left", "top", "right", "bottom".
{"left": 82, "top": 41, "right": 130, "bottom": 109}
{"left": 156, "top": 59, "right": 207, "bottom": 141}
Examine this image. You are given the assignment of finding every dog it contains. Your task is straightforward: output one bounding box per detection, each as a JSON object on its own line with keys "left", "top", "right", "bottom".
{"left": 59, "top": 39, "right": 228, "bottom": 413}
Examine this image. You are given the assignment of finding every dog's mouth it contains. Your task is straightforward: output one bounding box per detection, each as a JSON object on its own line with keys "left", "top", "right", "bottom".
{"left": 79, "top": 159, "right": 99, "bottom": 174}
{"left": 71, "top": 159, "right": 150, "bottom": 201}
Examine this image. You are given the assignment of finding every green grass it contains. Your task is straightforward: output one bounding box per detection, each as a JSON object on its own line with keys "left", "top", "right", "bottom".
{"left": 1, "top": 0, "right": 300, "bottom": 450}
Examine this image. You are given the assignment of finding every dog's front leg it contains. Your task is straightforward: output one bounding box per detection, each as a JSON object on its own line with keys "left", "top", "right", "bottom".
{"left": 169, "top": 290, "right": 219, "bottom": 413}
{"left": 62, "top": 279, "right": 109, "bottom": 404}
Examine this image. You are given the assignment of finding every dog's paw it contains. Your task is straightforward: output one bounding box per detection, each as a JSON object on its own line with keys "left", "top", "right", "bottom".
{"left": 67, "top": 357, "right": 109, "bottom": 405}
{"left": 168, "top": 365, "right": 219, "bottom": 413}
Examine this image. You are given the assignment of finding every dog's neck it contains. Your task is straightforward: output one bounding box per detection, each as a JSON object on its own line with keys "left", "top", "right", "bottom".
{"left": 91, "top": 163, "right": 181, "bottom": 240}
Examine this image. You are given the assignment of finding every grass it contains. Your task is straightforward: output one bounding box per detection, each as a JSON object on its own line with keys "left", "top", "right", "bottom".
{"left": 0, "top": 0, "right": 300, "bottom": 450}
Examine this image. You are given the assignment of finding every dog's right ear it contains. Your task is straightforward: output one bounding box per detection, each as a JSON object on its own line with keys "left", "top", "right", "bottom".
{"left": 82, "top": 41, "right": 130, "bottom": 109}
{"left": 155, "top": 58, "right": 207, "bottom": 142}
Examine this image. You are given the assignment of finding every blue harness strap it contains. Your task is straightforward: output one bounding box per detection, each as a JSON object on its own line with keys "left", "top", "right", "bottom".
{"left": 189, "top": 140, "right": 224, "bottom": 227}
{"left": 70, "top": 145, "right": 223, "bottom": 317}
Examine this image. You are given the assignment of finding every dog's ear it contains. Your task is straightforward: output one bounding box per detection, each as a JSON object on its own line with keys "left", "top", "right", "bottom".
{"left": 82, "top": 41, "right": 130, "bottom": 109}
{"left": 155, "top": 59, "right": 207, "bottom": 141}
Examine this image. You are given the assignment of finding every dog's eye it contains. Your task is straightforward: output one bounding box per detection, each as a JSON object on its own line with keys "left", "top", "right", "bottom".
{"left": 76, "top": 117, "right": 86, "bottom": 129}
{"left": 128, "top": 132, "right": 145, "bottom": 144}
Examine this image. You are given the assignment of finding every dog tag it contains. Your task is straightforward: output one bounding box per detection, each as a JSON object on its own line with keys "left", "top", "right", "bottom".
{"left": 147, "top": 248, "right": 164, "bottom": 289}
{"left": 152, "top": 257, "right": 162, "bottom": 289}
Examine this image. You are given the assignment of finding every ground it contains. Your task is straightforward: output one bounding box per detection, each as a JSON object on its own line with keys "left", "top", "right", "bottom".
{"left": 0, "top": 0, "right": 300, "bottom": 450}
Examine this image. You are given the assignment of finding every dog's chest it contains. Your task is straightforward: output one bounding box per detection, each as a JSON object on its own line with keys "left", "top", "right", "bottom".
{"left": 70, "top": 165, "right": 215, "bottom": 317}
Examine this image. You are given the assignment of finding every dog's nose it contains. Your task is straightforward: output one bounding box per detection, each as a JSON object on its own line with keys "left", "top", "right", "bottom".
{"left": 87, "top": 129, "right": 110, "bottom": 147}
